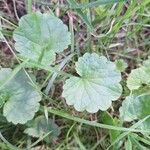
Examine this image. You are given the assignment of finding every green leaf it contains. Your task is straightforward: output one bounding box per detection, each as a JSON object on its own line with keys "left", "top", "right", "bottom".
{"left": 24, "top": 115, "right": 61, "bottom": 140}
{"left": 119, "top": 94, "right": 150, "bottom": 131}
{"left": 62, "top": 53, "right": 122, "bottom": 113}
{"left": 0, "top": 68, "right": 41, "bottom": 124}
{"left": 115, "top": 59, "right": 128, "bottom": 72}
{"left": 101, "top": 112, "right": 121, "bottom": 142}
{"left": 13, "top": 12, "right": 71, "bottom": 66}
{"left": 120, "top": 57, "right": 150, "bottom": 133}
{"left": 127, "top": 58, "right": 150, "bottom": 90}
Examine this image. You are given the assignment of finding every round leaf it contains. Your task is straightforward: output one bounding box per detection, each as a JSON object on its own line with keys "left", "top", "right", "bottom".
{"left": 0, "top": 68, "right": 41, "bottom": 124}
{"left": 13, "top": 12, "right": 71, "bottom": 65}
{"left": 24, "top": 116, "right": 61, "bottom": 140}
{"left": 119, "top": 94, "right": 150, "bottom": 131}
{"left": 62, "top": 53, "right": 122, "bottom": 113}
{"left": 127, "top": 58, "right": 150, "bottom": 90}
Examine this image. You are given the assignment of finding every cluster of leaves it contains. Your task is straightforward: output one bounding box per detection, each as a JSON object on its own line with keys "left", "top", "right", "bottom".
{"left": 0, "top": 12, "right": 71, "bottom": 140}
{"left": 120, "top": 58, "right": 150, "bottom": 131}
{"left": 0, "top": 11, "right": 150, "bottom": 147}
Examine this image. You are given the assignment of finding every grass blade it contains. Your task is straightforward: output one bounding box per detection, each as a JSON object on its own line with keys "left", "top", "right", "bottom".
{"left": 0, "top": 132, "right": 21, "bottom": 150}
{"left": 41, "top": 107, "right": 150, "bottom": 133}
{"left": 67, "top": 0, "right": 126, "bottom": 9}
{"left": 66, "top": 0, "right": 93, "bottom": 31}
{"left": 106, "top": 116, "right": 150, "bottom": 149}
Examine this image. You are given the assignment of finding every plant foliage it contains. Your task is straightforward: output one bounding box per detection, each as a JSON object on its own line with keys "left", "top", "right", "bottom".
{"left": 62, "top": 53, "right": 122, "bottom": 113}
{"left": 0, "top": 68, "right": 41, "bottom": 124}
{"left": 127, "top": 58, "right": 150, "bottom": 90}
{"left": 120, "top": 58, "right": 150, "bottom": 132}
{"left": 13, "top": 12, "right": 71, "bottom": 66}
{"left": 24, "top": 115, "right": 61, "bottom": 140}
{"left": 119, "top": 94, "right": 150, "bottom": 131}
{"left": 0, "top": 3, "right": 150, "bottom": 148}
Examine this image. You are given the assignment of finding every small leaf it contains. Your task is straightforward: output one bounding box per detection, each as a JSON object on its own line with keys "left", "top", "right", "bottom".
{"left": 119, "top": 94, "right": 150, "bottom": 131}
{"left": 0, "top": 68, "right": 41, "bottom": 124}
{"left": 101, "top": 112, "right": 121, "bottom": 142}
{"left": 24, "top": 116, "right": 61, "bottom": 140}
{"left": 115, "top": 59, "right": 128, "bottom": 72}
{"left": 13, "top": 12, "right": 71, "bottom": 65}
{"left": 62, "top": 53, "right": 122, "bottom": 113}
{"left": 127, "top": 58, "right": 150, "bottom": 90}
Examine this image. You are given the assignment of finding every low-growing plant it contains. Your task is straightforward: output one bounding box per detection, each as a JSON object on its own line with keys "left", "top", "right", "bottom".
{"left": 0, "top": 1, "right": 150, "bottom": 149}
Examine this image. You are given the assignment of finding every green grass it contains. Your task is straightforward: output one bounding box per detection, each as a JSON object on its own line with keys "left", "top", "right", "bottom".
{"left": 0, "top": 0, "right": 150, "bottom": 149}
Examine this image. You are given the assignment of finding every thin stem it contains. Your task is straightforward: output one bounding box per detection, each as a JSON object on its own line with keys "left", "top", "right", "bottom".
{"left": 12, "top": 0, "right": 20, "bottom": 21}
{"left": 27, "top": 0, "right": 32, "bottom": 14}
{"left": 0, "top": 16, "right": 17, "bottom": 28}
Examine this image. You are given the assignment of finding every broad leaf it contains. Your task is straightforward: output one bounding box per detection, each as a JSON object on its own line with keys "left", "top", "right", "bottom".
{"left": 62, "top": 53, "right": 122, "bottom": 113}
{"left": 0, "top": 68, "right": 41, "bottom": 124}
{"left": 119, "top": 94, "right": 150, "bottom": 131}
{"left": 24, "top": 116, "right": 61, "bottom": 140}
{"left": 127, "top": 58, "right": 150, "bottom": 90}
{"left": 13, "top": 12, "right": 71, "bottom": 65}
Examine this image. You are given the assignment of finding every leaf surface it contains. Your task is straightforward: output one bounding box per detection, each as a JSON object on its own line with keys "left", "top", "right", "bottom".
{"left": 0, "top": 68, "right": 41, "bottom": 124}
{"left": 127, "top": 58, "right": 150, "bottom": 90}
{"left": 119, "top": 94, "right": 150, "bottom": 131}
{"left": 13, "top": 12, "right": 71, "bottom": 65}
{"left": 62, "top": 53, "right": 122, "bottom": 113}
{"left": 24, "top": 116, "right": 61, "bottom": 140}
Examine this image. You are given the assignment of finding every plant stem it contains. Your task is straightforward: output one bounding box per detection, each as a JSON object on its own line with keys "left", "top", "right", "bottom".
{"left": 27, "top": 0, "right": 32, "bottom": 14}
